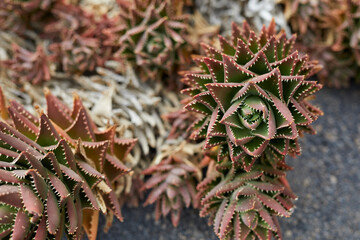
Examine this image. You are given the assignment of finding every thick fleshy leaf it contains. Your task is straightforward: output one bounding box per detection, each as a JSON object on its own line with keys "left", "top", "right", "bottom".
{"left": 12, "top": 210, "right": 30, "bottom": 240}
{"left": 20, "top": 184, "right": 43, "bottom": 216}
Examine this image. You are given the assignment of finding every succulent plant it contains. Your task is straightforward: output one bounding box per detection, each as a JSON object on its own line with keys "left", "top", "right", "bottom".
{"left": 105, "top": 0, "right": 189, "bottom": 80}
{"left": 197, "top": 155, "right": 296, "bottom": 240}
{"left": 162, "top": 106, "right": 200, "bottom": 140}
{"left": 0, "top": 87, "right": 136, "bottom": 239}
{"left": 49, "top": 31, "right": 103, "bottom": 74}
{"left": 142, "top": 141, "right": 202, "bottom": 226}
{"left": 277, "top": 0, "right": 360, "bottom": 87}
{"left": 0, "top": 0, "right": 57, "bottom": 35}
{"left": 3, "top": 43, "right": 52, "bottom": 85}
{"left": 181, "top": 20, "right": 322, "bottom": 171}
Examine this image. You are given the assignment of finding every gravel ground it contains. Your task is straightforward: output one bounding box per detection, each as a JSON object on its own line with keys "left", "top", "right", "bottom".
{"left": 97, "top": 86, "right": 360, "bottom": 240}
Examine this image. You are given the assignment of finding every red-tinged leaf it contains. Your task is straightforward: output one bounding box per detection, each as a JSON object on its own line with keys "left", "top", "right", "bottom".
{"left": 178, "top": 185, "right": 191, "bottom": 207}
{"left": 9, "top": 101, "right": 38, "bottom": 124}
{"left": 0, "top": 169, "right": 23, "bottom": 183}
{"left": 216, "top": 180, "right": 244, "bottom": 197}
{"left": 144, "top": 182, "right": 167, "bottom": 206}
{"left": 55, "top": 139, "right": 77, "bottom": 170}
{"left": 234, "top": 186, "right": 258, "bottom": 197}
{"left": 81, "top": 181, "right": 99, "bottom": 210}
{"left": 219, "top": 199, "right": 237, "bottom": 239}
{"left": 237, "top": 171, "right": 263, "bottom": 181}
{"left": 45, "top": 89, "right": 73, "bottom": 130}
{"left": 248, "top": 31, "right": 260, "bottom": 53}
{"left": 170, "top": 167, "right": 189, "bottom": 176}
{"left": 206, "top": 82, "right": 243, "bottom": 112}
{"left": 233, "top": 212, "right": 241, "bottom": 240}
{"left": 0, "top": 122, "right": 45, "bottom": 154}
{"left": 201, "top": 43, "right": 222, "bottom": 61}
{"left": 213, "top": 199, "right": 227, "bottom": 234}
{"left": 247, "top": 181, "right": 284, "bottom": 192}
{"left": 201, "top": 181, "right": 226, "bottom": 204}
{"left": 203, "top": 57, "right": 225, "bottom": 83}
{"left": 234, "top": 38, "right": 254, "bottom": 65}
{"left": 258, "top": 208, "right": 277, "bottom": 231}
{"left": 26, "top": 169, "right": 48, "bottom": 200}
{"left": 241, "top": 210, "right": 257, "bottom": 229}
{"left": 103, "top": 154, "right": 130, "bottom": 183}
{"left": 142, "top": 173, "right": 169, "bottom": 190}
{"left": 223, "top": 54, "right": 256, "bottom": 83}
{"left": 161, "top": 195, "right": 171, "bottom": 216}
{"left": 46, "top": 189, "right": 60, "bottom": 235}
{"left": 253, "top": 226, "right": 271, "bottom": 240}
{"left": 0, "top": 131, "right": 41, "bottom": 158}
{"left": 256, "top": 193, "right": 290, "bottom": 217}
{"left": 49, "top": 172, "right": 70, "bottom": 200}
{"left": 236, "top": 197, "right": 256, "bottom": 212}
{"left": 66, "top": 108, "right": 95, "bottom": 142}
{"left": 0, "top": 145, "right": 20, "bottom": 160}
{"left": 20, "top": 184, "right": 43, "bottom": 216}
{"left": 12, "top": 210, "right": 30, "bottom": 240}
{"left": 276, "top": 195, "right": 295, "bottom": 211}
{"left": 34, "top": 215, "right": 47, "bottom": 240}
{"left": 219, "top": 35, "right": 236, "bottom": 56}
{"left": 171, "top": 209, "right": 181, "bottom": 227}
{"left": 8, "top": 106, "right": 39, "bottom": 140}
{"left": 166, "top": 174, "right": 182, "bottom": 187}
{"left": 60, "top": 164, "right": 83, "bottom": 182}
{"left": 66, "top": 197, "right": 78, "bottom": 234}
{"left": 0, "top": 185, "right": 21, "bottom": 208}
{"left": 76, "top": 160, "right": 103, "bottom": 179}
{"left": 82, "top": 140, "right": 109, "bottom": 171}
{"left": 36, "top": 114, "right": 61, "bottom": 147}
{"left": 113, "top": 138, "right": 136, "bottom": 160}
{"left": 22, "top": 153, "right": 47, "bottom": 180}
{"left": 103, "top": 179, "right": 123, "bottom": 221}
{"left": 43, "top": 152, "right": 62, "bottom": 179}
{"left": 166, "top": 185, "right": 177, "bottom": 200}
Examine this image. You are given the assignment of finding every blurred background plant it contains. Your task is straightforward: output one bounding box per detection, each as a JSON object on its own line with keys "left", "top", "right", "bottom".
{"left": 277, "top": 0, "right": 360, "bottom": 87}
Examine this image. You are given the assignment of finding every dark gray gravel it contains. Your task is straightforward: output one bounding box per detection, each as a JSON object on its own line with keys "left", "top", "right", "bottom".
{"left": 97, "top": 86, "right": 360, "bottom": 240}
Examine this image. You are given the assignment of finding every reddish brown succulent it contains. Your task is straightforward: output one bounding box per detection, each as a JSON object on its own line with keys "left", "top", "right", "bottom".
{"left": 104, "top": 0, "right": 189, "bottom": 80}
{"left": 3, "top": 43, "right": 51, "bottom": 85}
{"left": 49, "top": 31, "right": 104, "bottom": 74}
{"left": 142, "top": 153, "right": 201, "bottom": 227}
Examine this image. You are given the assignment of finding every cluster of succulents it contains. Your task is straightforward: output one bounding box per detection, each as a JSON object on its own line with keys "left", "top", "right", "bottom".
{"left": 0, "top": 0, "right": 327, "bottom": 240}
{"left": 181, "top": 20, "right": 322, "bottom": 239}
{"left": 104, "top": 0, "right": 190, "bottom": 82}
{"left": 277, "top": 0, "right": 360, "bottom": 87}
{"left": 0, "top": 87, "right": 136, "bottom": 239}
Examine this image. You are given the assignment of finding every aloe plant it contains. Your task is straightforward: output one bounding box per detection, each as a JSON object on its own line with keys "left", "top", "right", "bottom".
{"left": 3, "top": 43, "right": 51, "bottom": 85}
{"left": 142, "top": 152, "right": 201, "bottom": 227}
{"left": 181, "top": 20, "right": 322, "bottom": 171}
{"left": 105, "top": 0, "right": 189, "bottom": 80}
{"left": 0, "top": 87, "right": 136, "bottom": 239}
{"left": 197, "top": 155, "right": 296, "bottom": 240}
